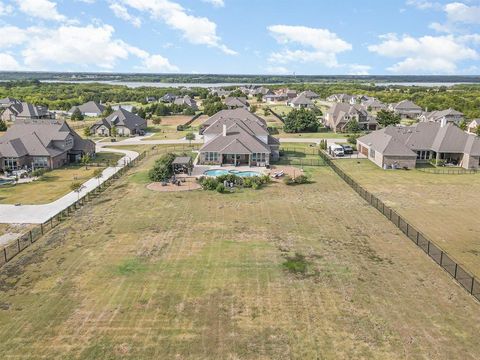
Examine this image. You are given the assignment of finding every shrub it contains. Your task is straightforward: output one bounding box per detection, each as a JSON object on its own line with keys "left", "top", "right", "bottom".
{"left": 282, "top": 253, "right": 309, "bottom": 274}
{"left": 199, "top": 177, "right": 219, "bottom": 190}
{"left": 283, "top": 176, "right": 294, "bottom": 185}
{"left": 152, "top": 117, "right": 162, "bottom": 125}
{"left": 32, "top": 168, "right": 47, "bottom": 178}
{"left": 251, "top": 182, "right": 260, "bottom": 190}
{"left": 216, "top": 183, "right": 226, "bottom": 193}
{"left": 294, "top": 175, "right": 309, "bottom": 184}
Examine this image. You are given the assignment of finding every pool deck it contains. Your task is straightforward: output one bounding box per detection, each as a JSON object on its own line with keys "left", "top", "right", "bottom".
{"left": 191, "top": 165, "right": 268, "bottom": 177}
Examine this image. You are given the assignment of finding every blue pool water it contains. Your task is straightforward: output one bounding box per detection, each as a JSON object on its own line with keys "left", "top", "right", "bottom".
{"left": 204, "top": 169, "right": 261, "bottom": 178}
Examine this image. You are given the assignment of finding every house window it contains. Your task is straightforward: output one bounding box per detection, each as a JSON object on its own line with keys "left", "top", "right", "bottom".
{"left": 33, "top": 157, "right": 49, "bottom": 168}
{"left": 205, "top": 152, "right": 218, "bottom": 162}
{"left": 65, "top": 136, "right": 73, "bottom": 148}
{"left": 4, "top": 158, "right": 18, "bottom": 170}
{"left": 369, "top": 148, "right": 375, "bottom": 159}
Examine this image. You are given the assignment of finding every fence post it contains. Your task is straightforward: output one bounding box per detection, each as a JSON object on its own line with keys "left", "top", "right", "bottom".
{"left": 29, "top": 231, "right": 33, "bottom": 243}
{"left": 406, "top": 222, "right": 409, "bottom": 236}
{"left": 3, "top": 248, "right": 6, "bottom": 263}
{"left": 41, "top": 223, "right": 44, "bottom": 235}
{"left": 416, "top": 231, "right": 419, "bottom": 245}
{"left": 470, "top": 278, "right": 475, "bottom": 294}
{"left": 17, "top": 238, "right": 20, "bottom": 252}
{"left": 427, "top": 241, "right": 430, "bottom": 254}
{"left": 454, "top": 264, "right": 458, "bottom": 278}
{"left": 440, "top": 252, "right": 443, "bottom": 266}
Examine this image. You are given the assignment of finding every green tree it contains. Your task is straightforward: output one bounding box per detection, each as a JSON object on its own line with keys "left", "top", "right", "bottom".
{"left": 183, "top": 107, "right": 196, "bottom": 116}
{"left": 110, "top": 125, "right": 117, "bottom": 138}
{"left": 83, "top": 127, "right": 91, "bottom": 138}
{"left": 148, "top": 153, "right": 176, "bottom": 182}
{"left": 376, "top": 110, "right": 401, "bottom": 128}
{"left": 256, "top": 94, "right": 263, "bottom": 102}
{"left": 137, "top": 107, "right": 146, "bottom": 119}
{"left": 185, "top": 132, "right": 195, "bottom": 145}
{"left": 476, "top": 126, "right": 480, "bottom": 137}
{"left": 458, "top": 120, "right": 467, "bottom": 131}
{"left": 93, "top": 168, "right": 103, "bottom": 187}
{"left": 80, "top": 154, "right": 91, "bottom": 170}
{"left": 263, "top": 108, "right": 270, "bottom": 117}
{"left": 71, "top": 107, "right": 84, "bottom": 121}
{"left": 250, "top": 104, "right": 258, "bottom": 113}
{"left": 229, "top": 89, "right": 245, "bottom": 98}
{"left": 70, "top": 182, "right": 83, "bottom": 201}
{"left": 0, "top": 119, "right": 7, "bottom": 131}
{"left": 345, "top": 119, "right": 361, "bottom": 133}
{"left": 102, "top": 105, "right": 114, "bottom": 117}
{"left": 283, "top": 108, "right": 320, "bottom": 133}
{"left": 152, "top": 117, "right": 162, "bottom": 125}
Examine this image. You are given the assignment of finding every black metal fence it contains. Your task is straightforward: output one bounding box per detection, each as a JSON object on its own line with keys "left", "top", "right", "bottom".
{"left": 319, "top": 151, "right": 480, "bottom": 302}
{"left": 418, "top": 167, "right": 479, "bottom": 175}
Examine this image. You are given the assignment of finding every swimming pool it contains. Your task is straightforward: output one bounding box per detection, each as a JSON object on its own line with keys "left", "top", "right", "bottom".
{"left": 203, "top": 169, "right": 262, "bottom": 178}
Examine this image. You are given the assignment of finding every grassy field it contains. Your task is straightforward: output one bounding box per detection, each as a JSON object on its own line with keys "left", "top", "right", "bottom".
{"left": 0, "top": 153, "right": 479, "bottom": 359}
{"left": 334, "top": 158, "right": 480, "bottom": 279}
{"left": 0, "top": 166, "right": 103, "bottom": 205}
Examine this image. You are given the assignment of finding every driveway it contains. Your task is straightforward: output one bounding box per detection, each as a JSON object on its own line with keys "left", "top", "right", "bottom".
{"left": 0, "top": 147, "right": 139, "bottom": 225}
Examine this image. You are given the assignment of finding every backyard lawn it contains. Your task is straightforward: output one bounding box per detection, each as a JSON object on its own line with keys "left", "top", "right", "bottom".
{"left": 334, "top": 158, "right": 480, "bottom": 279}
{"left": 0, "top": 159, "right": 115, "bottom": 205}
{"left": 0, "top": 154, "right": 479, "bottom": 358}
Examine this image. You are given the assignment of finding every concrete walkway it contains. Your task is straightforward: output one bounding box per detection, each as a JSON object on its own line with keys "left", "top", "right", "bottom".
{"left": 0, "top": 147, "right": 139, "bottom": 225}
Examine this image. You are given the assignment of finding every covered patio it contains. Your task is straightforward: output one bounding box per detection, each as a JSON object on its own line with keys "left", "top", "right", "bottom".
{"left": 172, "top": 156, "right": 193, "bottom": 175}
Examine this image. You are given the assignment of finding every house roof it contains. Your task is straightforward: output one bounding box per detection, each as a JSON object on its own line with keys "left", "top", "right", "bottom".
{"left": 391, "top": 100, "right": 422, "bottom": 111}
{"left": 200, "top": 122, "right": 271, "bottom": 154}
{"left": 358, "top": 122, "right": 480, "bottom": 157}
{"left": 69, "top": 101, "right": 105, "bottom": 115}
{"left": 6, "top": 102, "right": 51, "bottom": 118}
{"left": 290, "top": 93, "right": 313, "bottom": 106}
{"left": 327, "top": 103, "right": 368, "bottom": 127}
{"left": 300, "top": 90, "right": 319, "bottom": 99}
{"left": 172, "top": 156, "right": 192, "bottom": 165}
{"left": 203, "top": 116, "right": 268, "bottom": 137}
{"left": 0, "top": 97, "right": 21, "bottom": 106}
{"left": 362, "top": 98, "right": 386, "bottom": 109}
{"left": 95, "top": 108, "right": 147, "bottom": 131}
{"left": 421, "top": 108, "right": 464, "bottom": 122}
{"left": 174, "top": 95, "right": 197, "bottom": 108}
{"left": 203, "top": 108, "right": 267, "bottom": 129}
{"left": 0, "top": 119, "right": 92, "bottom": 158}
{"left": 225, "top": 97, "right": 249, "bottom": 108}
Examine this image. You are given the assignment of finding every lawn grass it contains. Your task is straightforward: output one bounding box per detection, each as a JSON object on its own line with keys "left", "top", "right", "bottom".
{"left": 334, "top": 158, "right": 480, "bottom": 278}
{"left": 0, "top": 154, "right": 479, "bottom": 358}
{"left": 94, "top": 152, "right": 123, "bottom": 164}
{"left": 0, "top": 165, "right": 103, "bottom": 205}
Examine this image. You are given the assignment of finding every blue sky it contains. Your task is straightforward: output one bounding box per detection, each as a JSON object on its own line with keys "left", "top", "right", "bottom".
{"left": 0, "top": 0, "right": 479, "bottom": 75}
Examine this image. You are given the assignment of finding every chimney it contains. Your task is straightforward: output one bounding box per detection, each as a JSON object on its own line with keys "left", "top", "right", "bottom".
{"left": 222, "top": 124, "right": 227, "bottom": 136}
{"left": 440, "top": 117, "right": 447, "bottom": 128}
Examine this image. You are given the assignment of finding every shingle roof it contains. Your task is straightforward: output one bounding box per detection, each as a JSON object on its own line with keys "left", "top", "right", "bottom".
{"left": 95, "top": 108, "right": 147, "bottom": 131}
{"left": 225, "top": 97, "right": 249, "bottom": 108}
{"left": 358, "top": 122, "right": 480, "bottom": 157}
{"left": 69, "top": 101, "right": 105, "bottom": 115}
{"left": 0, "top": 120, "right": 92, "bottom": 158}
{"left": 391, "top": 100, "right": 422, "bottom": 111}
{"left": 203, "top": 108, "right": 267, "bottom": 128}
{"left": 200, "top": 123, "right": 271, "bottom": 154}
{"left": 290, "top": 93, "right": 313, "bottom": 106}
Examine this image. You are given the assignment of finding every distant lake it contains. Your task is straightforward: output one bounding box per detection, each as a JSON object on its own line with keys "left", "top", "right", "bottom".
{"left": 41, "top": 80, "right": 480, "bottom": 88}
{"left": 42, "top": 80, "right": 262, "bottom": 88}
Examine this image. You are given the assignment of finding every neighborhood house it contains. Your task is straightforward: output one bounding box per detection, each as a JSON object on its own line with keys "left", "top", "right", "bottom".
{"left": 357, "top": 122, "right": 480, "bottom": 170}
{"left": 418, "top": 108, "right": 464, "bottom": 125}
{"left": 388, "top": 100, "right": 423, "bottom": 119}
{"left": 90, "top": 108, "right": 147, "bottom": 137}
{"left": 198, "top": 108, "right": 279, "bottom": 166}
{"left": 0, "top": 119, "right": 95, "bottom": 171}
{"left": 1, "top": 102, "right": 54, "bottom": 122}
{"left": 325, "top": 103, "right": 377, "bottom": 132}
{"left": 68, "top": 101, "right": 106, "bottom": 117}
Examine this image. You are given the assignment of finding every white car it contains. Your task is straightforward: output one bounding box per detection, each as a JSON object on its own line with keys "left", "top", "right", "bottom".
{"left": 329, "top": 144, "right": 344, "bottom": 157}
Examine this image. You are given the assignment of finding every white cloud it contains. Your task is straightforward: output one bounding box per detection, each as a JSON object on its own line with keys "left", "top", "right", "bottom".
{"left": 265, "top": 66, "right": 290, "bottom": 75}
{"left": 405, "top": 0, "right": 442, "bottom": 10}
{"left": 109, "top": 2, "right": 141, "bottom": 27}
{"left": 0, "top": 24, "right": 178, "bottom": 72}
{"left": 137, "top": 54, "right": 179, "bottom": 72}
{"left": 0, "top": 53, "right": 21, "bottom": 70}
{"left": 445, "top": 2, "right": 480, "bottom": 24}
{"left": 202, "top": 0, "right": 224, "bottom": 7}
{"left": 0, "top": 1, "right": 13, "bottom": 16}
{"left": 368, "top": 34, "right": 478, "bottom": 74}
{"left": 15, "top": 0, "right": 66, "bottom": 22}
{"left": 267, "top": 25, "right": 352, "bottom": 68}
{"left": 348, "top": 64, "right": 371, "bottom": 75}
{"left": 118, "top": 0, "right": 236, "bottom": 55}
